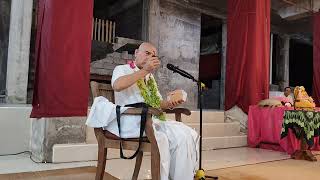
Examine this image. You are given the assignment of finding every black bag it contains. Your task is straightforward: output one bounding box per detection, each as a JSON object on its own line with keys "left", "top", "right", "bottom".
{"left": 116, "top": 102, "right": 150, "bottom": 159}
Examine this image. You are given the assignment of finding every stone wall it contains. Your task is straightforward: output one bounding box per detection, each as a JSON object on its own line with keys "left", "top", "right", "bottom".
{"left": 90, "top": 52, "right": 132, "bottom": 76}
{"left": 31, "top": 117, "right": 87, "bottom": 162}
{"left": 149, "top": 0, "right": 201, "bottom": 110}
{"left": 0, "top": 0, "right": 11, "bottom": 100}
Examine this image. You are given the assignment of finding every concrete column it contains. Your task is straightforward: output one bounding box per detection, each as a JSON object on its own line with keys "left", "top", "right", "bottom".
{"left": 220, "top": 21, "right": 227, "bottom": 110}
{"left": 269, "top": 33, "right": 273, "bottom": 84}
{"left": 148, "top": 0, "right": 201, "bottom": 109}
{"left": 142, "top": 0, "right": 150, "bottom": 41}
{"left": 0, "top": 0, "right": 11, "bottom": 98}
{"left": 283, "top": 35, "right": 290, "bottom": 88}
{"left": 148, "top": 0, "right": 160, "bottom": 49}
{"left": 6, "top": 0, "right": 33, "bottom": 103}
{"left": 278, "top": 35, "right": 290, "bottom": 90}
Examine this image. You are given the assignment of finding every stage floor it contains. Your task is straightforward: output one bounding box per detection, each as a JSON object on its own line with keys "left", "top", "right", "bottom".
{"left": 0, "top": 147, "right": 304, "bottom": 179}
{"left": 208, "top": 154, "right": 320, "bottom": 180}
{"left": 1, "top": 153, "right": 320, "bottom": 180}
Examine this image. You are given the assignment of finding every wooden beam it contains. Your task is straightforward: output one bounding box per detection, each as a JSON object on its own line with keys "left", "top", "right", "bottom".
{"left": 165, "top": 0, "right": 226, "bottom": 19}
{"left": 282, "top": 0, "right": 297, "bottom": 6}
{"left": 277, "top": 0, "right": 320, "bottom": 20}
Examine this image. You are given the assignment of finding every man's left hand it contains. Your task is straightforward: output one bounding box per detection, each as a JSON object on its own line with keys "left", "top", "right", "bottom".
{"left": 167, "top": 99, "right": 185, "bottom": 109}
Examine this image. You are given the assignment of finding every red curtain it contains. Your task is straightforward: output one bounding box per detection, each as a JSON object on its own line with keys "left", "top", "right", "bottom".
{"left": 31, "top": 0, "right": 93, "bottom": 118}
{"left": 313, "top": 12, "right": 320, "bottom": 106}
{"left": 225, "top": 0, "right": 270, "bottom": 113}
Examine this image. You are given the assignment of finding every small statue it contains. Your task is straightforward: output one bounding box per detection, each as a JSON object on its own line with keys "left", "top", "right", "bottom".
{"left": 293, "top": 86, "right": 315, "bottom": 111}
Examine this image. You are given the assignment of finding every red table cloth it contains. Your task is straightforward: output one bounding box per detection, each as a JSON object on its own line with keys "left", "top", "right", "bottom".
{"left": 248, "top": 105, "right": 320, "bottom": 154}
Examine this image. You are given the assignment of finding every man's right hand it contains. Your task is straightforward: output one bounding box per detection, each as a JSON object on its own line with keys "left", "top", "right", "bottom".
{"left": 142, "top": 57, "right": 160, "bottom": 72}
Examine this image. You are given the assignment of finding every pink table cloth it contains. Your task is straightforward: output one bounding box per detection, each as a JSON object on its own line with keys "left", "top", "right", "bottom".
{"left": 248, "top": 105, "right": 320, "bottom": 154}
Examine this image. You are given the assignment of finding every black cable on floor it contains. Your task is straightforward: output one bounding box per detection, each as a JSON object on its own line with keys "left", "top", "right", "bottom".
{"left": 0, "top": 151, "right": 42, "bottom": 163}
{"left": 29, "top": 153, "right": 43, "bottom": 163}
{"left": 0, "top": 150, "right": 153, "bottom": 164}
{"left": 0, "top": 150, "right": 94, "bottom": 164}
{"left": 0, "top": 151, "right": 31, "bottom": 156}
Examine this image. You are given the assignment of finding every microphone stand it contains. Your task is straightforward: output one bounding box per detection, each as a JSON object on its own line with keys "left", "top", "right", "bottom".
{"left": 169, "top": 68, "right": 218, "bottom": 180}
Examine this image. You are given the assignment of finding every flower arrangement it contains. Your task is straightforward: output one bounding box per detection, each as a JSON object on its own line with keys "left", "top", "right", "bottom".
{"left": 129, "top": 61, "right": 165, "bottom": 121}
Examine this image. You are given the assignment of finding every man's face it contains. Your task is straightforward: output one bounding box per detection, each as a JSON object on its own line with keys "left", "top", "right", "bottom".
{"left": 135, "top": 43, "right": 157, "bottom": 68}
{"left": 284, "top": 88, "right": 291, "bottom": 97}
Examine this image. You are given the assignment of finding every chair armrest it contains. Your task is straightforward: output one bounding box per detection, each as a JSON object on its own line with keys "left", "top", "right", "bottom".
{"left": 163, "top": 108, "right": 191, "bottom": 122}
{"left": 164, "top": 108, "right": 191, "bottom": 115}
{"left": 122, "top": 107, "right": 191, "bottom": 122}
{"left": 123, "top": 107, "right": 162, "bottom": 116}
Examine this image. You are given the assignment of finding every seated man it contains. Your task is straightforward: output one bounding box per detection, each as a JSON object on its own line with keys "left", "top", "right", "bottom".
{"left": 281, "top": 87, "right": 294, "bottom": 105}
{"left": 90, "top": 42, "right": 199, "bottom": 180}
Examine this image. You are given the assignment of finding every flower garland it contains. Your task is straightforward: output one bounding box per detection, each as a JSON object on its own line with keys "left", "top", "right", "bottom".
{"left": 129, "top": 61, "right": 165, "bottom": 121}
{"left": 136, "top": 77, "right": 166, "bottom": 121}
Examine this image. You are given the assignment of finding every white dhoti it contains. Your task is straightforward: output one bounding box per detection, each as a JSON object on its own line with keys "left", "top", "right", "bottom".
{"left": 153, "top": 119, "right": 199, "bottom": 180}
{"left": 86, "top": 64, "right": 199, "bottom": 179}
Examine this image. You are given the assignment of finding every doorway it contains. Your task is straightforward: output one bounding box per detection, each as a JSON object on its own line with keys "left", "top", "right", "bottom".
{"left": 199, "top": 14, "right": 222, "bottom": 109}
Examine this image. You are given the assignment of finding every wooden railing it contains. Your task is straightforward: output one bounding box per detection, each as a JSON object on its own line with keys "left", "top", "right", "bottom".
{"left": 92, "top": 18, "right": 116, "bottom": 43}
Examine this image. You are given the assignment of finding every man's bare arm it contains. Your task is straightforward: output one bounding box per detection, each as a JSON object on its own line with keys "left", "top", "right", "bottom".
{"left": 113, "top": 69, "right": 149, "bottom": 92}
{"left": 113, "top": 57, "right": 160, "bottom": 92}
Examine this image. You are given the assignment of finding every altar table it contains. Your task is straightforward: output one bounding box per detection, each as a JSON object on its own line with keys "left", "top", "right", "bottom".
{"left": 248, "top": 105, "right": 320, "bottom": 155}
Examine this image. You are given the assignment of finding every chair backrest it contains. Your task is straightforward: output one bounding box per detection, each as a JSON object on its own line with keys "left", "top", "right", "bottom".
{"left": 90, "top": 81, "right": 115, "bottom": 103}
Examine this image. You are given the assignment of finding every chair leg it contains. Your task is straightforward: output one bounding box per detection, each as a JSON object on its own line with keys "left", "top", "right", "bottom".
{"left": 132, "top": 151, "right": 143, "bottom": 180}
{"left": 95, "top": 146, "right": 108, "bottom": 180}
{"left": 151, "top": 146, "right": 161, "bottom": 180}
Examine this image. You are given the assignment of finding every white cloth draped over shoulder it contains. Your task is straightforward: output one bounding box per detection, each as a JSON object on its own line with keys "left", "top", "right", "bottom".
{"left": 86, "top": 96, "right": 128, "bottom": 128}
{"left": 86, "top": 64, "right": 199, "bottom": 180}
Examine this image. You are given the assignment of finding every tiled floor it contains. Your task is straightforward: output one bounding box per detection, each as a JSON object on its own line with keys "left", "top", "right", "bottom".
{"left": 0, "top": 147, "right": 298, "bottom": 179}
{"left": 208, "top": 154, "right": 320, "bottom": 180}
{"left": 0, "top": 153, "right": 96, "bottom": 174}
{"left": 201, "top": 147, "right": 290, "bottom": 170}
{"left": 2, "top": 155, "right": 320, "bottom": 180}
{"left": 0, "top": 167, "right": 116, "bottom": 180}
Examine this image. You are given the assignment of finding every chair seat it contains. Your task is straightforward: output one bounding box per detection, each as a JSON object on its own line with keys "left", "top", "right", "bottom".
{"left": 103, "top": 130, "right": 150, "bottom": 142}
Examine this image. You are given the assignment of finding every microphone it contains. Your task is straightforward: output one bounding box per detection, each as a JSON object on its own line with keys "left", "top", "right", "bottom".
{"left": 166, "top": 63, "right": 196, "bottom": 81}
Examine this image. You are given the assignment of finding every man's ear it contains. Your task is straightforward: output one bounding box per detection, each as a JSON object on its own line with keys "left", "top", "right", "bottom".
{"left": 134, "top": 49, "right": 138, "bottom": 58}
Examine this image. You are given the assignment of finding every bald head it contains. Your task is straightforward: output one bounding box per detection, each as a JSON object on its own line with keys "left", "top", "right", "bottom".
{"left": 138, "top": 42, "right": 157, "bottom": 56}
{"left": 134, "top": 42, "right": 158, "bottom": 68}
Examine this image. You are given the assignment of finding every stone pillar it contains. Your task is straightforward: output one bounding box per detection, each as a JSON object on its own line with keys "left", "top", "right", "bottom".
{"left": 283, "top": 35, "right": 290, "bottom": 88}
{"left": 148, "top": 0, "right": 160, "bottom": 49}
{"left": 220, "top": 21, "right": 227, "bottom": 110}
{"left": 278, "top": 35, "right": 290, "bottom": 90}
{"left": 269, "top": 33, "right": 273, "bottom": 84}
{"left": 0, "top": 0, "right": 11, "bottom": 98}
{"left": 148, "top": 0, "right": 201, "bottom": 109}
{"left": 6, "top": 0, "right": 33, "bottom": 103}
{"left": 142, "top": 0, "right": 150, "bottom": 41}
{"left": 31, "top": 117, "right": 87, "bottom": 162}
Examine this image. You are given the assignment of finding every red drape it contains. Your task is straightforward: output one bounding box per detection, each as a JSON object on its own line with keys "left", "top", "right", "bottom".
{"left": 225, "top": 0, "right": 270, "bottom": 113}
{"left": 313, "top": 12, "right": 320, "bottom": 106}
{"left": 31, "top": 0, "right": 93, "bottom": 118}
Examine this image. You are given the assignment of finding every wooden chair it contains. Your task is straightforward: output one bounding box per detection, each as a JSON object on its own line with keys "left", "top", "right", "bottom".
{"left": 90, "top": 81, "right": 191, "bottom": 180}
